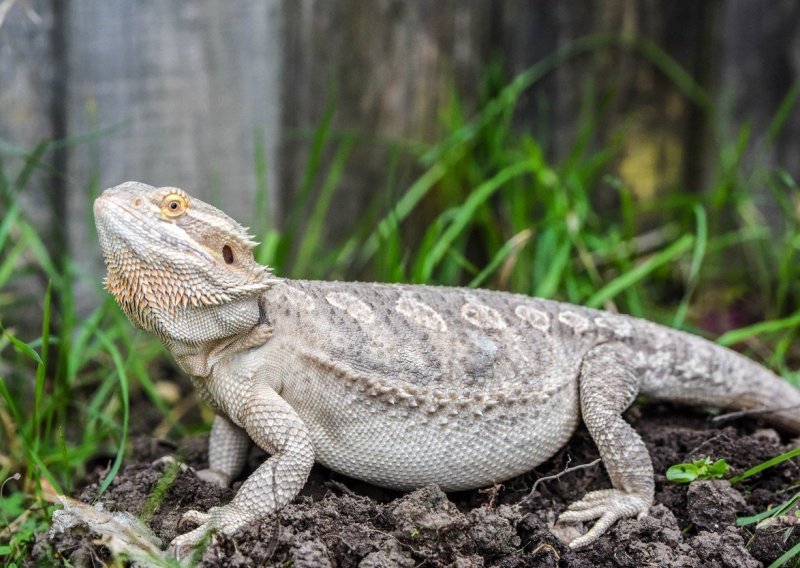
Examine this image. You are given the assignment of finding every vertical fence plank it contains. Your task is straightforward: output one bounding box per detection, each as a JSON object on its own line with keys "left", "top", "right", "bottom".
{"left": 0, "top": 0, "right": 56, "bottom": 226}
{"left": 279, "top": 0, "right": 494, "bottom": 246}
{"left": 496, "top": 0, "right": 720, "bottom": 205}
{"left": 0, "top": 0, "right": 58, "bottom": 334}
{"left": 721, "top": 0, "right": 800, "bottom": 225}
{"left": 65, "top": 0, "right": 283, "bottom": 308}
{"left": 2, "top": 0, "right": 799, "bottom": 324}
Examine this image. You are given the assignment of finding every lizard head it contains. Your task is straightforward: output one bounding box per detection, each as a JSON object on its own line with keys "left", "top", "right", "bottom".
{"left": 94, "top": 181, "right": 278, "bottom": 343}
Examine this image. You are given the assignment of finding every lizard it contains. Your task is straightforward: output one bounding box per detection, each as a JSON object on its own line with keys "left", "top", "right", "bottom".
{"left": 94, "top": 181, "right": 800, "bottom": 553}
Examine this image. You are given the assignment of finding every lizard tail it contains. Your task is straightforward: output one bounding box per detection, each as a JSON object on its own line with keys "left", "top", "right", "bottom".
{"left": 726, "top": 369, "right": 800, "bottom": 433}
{"left": 637, "top": 327, "right": 800, "bottom": 433}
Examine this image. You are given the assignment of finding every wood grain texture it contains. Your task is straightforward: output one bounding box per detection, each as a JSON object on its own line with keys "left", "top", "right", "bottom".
{"left": 1, "top": 0, "right": 799, "bottom": 320}
{"left": 279, "top": 0, "right": 493, "bottom": 241}
{"left": 64, "top": 0, "right": 283, "bottom": 310}
{"left": 0, "top": 0, "right": 56, "bottom": 227}
{"left": 0, "top": 0, "right": 58, "bottom": 332}
{"left": 721, "top": 0, "right": 800, "bottom": 226}
{"left": 496, "top": 1, "right": 720, "bottom": 204}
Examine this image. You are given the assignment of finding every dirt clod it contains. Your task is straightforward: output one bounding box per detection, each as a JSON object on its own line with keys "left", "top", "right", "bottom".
{"left": 686, "top": 479, "right": 745, "bottom": 532}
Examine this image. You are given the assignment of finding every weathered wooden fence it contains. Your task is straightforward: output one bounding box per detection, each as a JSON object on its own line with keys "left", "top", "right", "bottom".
{"left": 2, "top": 0, "right": 799, "bottom": 311}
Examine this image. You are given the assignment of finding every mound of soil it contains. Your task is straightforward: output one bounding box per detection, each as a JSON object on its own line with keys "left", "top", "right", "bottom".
{"left": 38, "top": 404, "right": 798, "bottom": 567}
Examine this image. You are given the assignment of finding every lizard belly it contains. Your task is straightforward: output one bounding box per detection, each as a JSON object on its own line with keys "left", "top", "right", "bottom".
{"left": 282, "top": 367, "right": 580, "bottom": 491}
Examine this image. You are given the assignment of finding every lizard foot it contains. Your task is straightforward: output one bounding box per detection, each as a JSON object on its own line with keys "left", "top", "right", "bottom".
{"left": 195, "top": 468, "right": 232, "bottom": 488}
{"left": 557, "top": 489, "right": 650, "bottom": 549}
{"left": 176, "top": 509, "right": 210, "bottom": 529}
{"left": 169, "top": 503, "right": 251, "bottom": 558}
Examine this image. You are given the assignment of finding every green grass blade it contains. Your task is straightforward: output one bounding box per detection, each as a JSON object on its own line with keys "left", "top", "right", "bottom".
{"left": 0, "top": 202, "right": 20, "bottom": 251}
{"left": 631, "top": 36, "right": 710, "bottom": 108}
{"left": 287, "top": 100, "right": 336, "bottom": 234}
{"left": 32, "top": 282, "right": 52, "bottom": 455}
{"left": 586, "top": 235, "right": 694, "bottom": 309}
{"left": 57, "top": 427, "right": 71, "bottom": 493}
{"left": 534, "top": 238, "right": 572, "bottom": 299}
{"left": 768, "top": 538, "right": 800, "bottom": 568}
{"left": 19, "top": 223, "right": 59, "bottom": 284}
{"left": 672, "top": 205, "right": 707, "bottom": 328}
{"left": 420, "top": 34, "right": 621, "bottom": 166}
{"left": 139, "top": 458, "right": 182, "bottom": 524}
{"left": 765, "top": 81, "right": 800, "bottom": 147}
{"left": 0, "top": 375, "right": 23, "bottom": 426}
{"left": 717, "top": 312, "right": 800, "bottom": 347}
{"left": 25, "top": 446, "right": 63, "bottom": 495}
{"left": 1, "top": 325, "right": 44, "bottom": 367}
{"left": 419, "top": 161, "right": 532, "bottom": 282}
{"left": 469, "top": 229, "right": 532, "bottom": 289}
{"left": 410, "top": 215, "right": 448, "bottom": 283}
{"left": 293, "top": 136, "right": 354, "bottom": 278}
{"left": 0, "top": 239, "right": 29, "bottom": 289}
{"left": 13, "top": 140, "right": 50, "bottom": 191}
{"left": 93, "top": 330, "right": 130, "bottom": 498}
{"left": 255, "top": 229, "right": 282, "bottom": 267}
{"left": 737, "top": 491, "right": 800, "bottom": 526}
{"left": 730, "top": 447, "right": 800, "bottom": 484}
{"left": 65, "top": 301, "right": 110, "bottom": 384}
{"left": 357, "top": 162, "right": 449, "bottom": 268}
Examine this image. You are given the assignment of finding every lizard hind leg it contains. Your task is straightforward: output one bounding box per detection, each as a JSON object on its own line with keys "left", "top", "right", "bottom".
{"left": 196, "top": 414, "right": 251, "bottom": 488}
{"left": 558, "top": 342, "right": 655, "bottom": 549}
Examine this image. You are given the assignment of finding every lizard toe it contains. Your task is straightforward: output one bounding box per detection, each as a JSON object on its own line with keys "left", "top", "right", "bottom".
{"left": 557, "top": 489, "right": 650, "bottom": 549}
{"left": 170, "top": 523, "right": 213, "bottom": 558}
{"left": 177, "top": 509, "right": 210, "bottom": 529}
{"left": 566, "top": 512, "right": 620, "bottom": 549}
{"left": 171, "top": 504, "right": 252, "bottom": 557}
{"left": 558, "top": 504, "right": 609, "bottom": 522}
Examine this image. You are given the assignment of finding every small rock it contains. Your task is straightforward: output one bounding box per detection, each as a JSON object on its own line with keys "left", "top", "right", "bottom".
{"left": 690, "top": 527, "right": 759, "bottom": 568}
{"left": 390, "top": 485, "right": 467, "bottom": 535}
{"left": 291, "top": 538, "right": 332, "bottom": 568}
{"left": 358, "top": 542, "right": 415, "bottom": 568}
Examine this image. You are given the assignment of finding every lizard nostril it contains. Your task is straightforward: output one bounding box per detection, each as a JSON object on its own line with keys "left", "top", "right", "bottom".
{"left": 132, "top": 197, "right": 143, "bottom": 207}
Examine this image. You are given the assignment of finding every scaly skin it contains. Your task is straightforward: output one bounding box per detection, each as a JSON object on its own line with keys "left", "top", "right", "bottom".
{"left": 94, "top": 181, "right": 800, "bottom": 554}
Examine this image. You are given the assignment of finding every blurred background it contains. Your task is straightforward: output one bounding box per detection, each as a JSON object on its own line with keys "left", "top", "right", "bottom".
{"left": 2, "top": 2, "right": 799, "bottom": 311}
{"left": 2, "top": 1, "right": 800, "bottom": 559}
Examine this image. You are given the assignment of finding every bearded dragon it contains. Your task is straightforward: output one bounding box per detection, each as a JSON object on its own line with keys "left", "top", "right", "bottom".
{"left": 94, "top": 181, "right": 800, "bottom": 553}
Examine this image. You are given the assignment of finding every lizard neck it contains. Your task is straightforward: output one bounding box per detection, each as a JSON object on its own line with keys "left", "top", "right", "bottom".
{"left": 165, "top": 297, "right": 274, "bottom": 378}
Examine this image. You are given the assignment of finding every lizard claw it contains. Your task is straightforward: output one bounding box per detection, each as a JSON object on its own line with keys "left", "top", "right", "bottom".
{"left": 177, "top": 509, "right": 210, "bottom": 529}
{"left": 170, "top": 523, "right": 213, "bottom": 559}
{"left": 557, "top": 489, "right": 650, "bottom": 549}
{"left": 169, "top": 503, "right": 252, "bottom": 558}
{"left": 172, "top": 508, "right": 216, "bottom": 558}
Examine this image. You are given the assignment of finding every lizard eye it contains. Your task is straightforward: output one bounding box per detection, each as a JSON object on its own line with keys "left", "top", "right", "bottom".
{"left": 222, "top": 244, "right": 234, "bottom": 264}
{"left": 161, "top": 193, "right": 188, "bottom": 218}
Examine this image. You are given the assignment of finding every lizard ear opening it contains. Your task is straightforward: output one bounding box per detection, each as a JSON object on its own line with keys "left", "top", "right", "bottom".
{"left": 222, "top": 245, "right": 234, "bottom": 264}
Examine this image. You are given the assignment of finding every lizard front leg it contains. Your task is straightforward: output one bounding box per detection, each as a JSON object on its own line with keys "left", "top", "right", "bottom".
{"left": 171, "top": 383, "right": 315, "bottom": 554}
{"left": 558, "top": 342, "right": 654, "bottom": 548}
{"left": 195, "top": 414, "right": 251, "bottom": 488}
